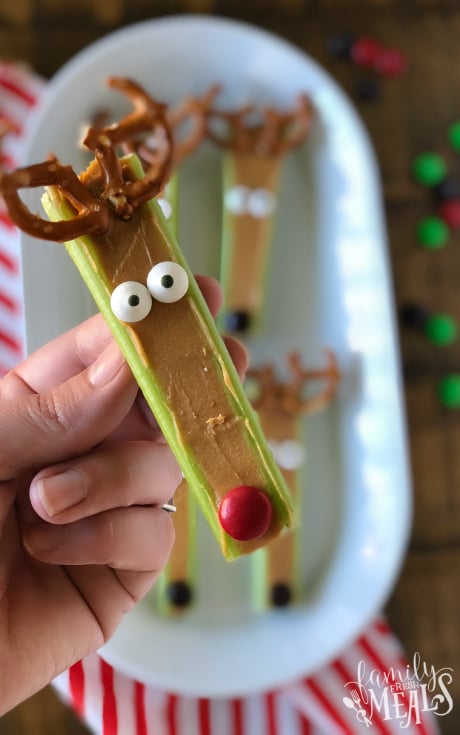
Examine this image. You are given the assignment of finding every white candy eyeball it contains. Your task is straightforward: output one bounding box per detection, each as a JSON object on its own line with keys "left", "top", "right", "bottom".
{"left": 275, "top": 439, "right": 307, "bottom": 471}
{"left": 247, "top": 188, "right": 276, "bottom": 218}
{"left": 147, "top": 261, "right": 189, "bottom": 304}
{"left": 110, "top": 281, "right": 152, "bottom": 323}
{"left": 157, "top": 197, "right": 172, "bottom": 220}
{"left": 225, "top": 185, "right": 250, "bottom": 215}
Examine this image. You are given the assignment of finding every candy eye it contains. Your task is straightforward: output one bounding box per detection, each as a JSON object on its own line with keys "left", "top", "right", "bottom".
{"left": 247, "top": 188, "right": 276, "bottom": 218}
{"left": 225, "top": 185, "right": 250, "bottom": 215}
{"left": 110, "top": 281, "right": 153, "bottom": 323}
{"left": 268, "top": 439, "right": 306, "bottom": 470}
{"left": 147, "top": 261, "right": 189, "bottom": 303}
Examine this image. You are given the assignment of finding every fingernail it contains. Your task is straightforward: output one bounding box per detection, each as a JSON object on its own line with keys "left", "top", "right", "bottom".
{"left": 23, "top": 525, "right": 60, "bottom": 556}
{"left": 34, "top": 470, "right": 87, "bottom": 517}
{"left": 88, "top": 342, "right": 126, "bottom": 386}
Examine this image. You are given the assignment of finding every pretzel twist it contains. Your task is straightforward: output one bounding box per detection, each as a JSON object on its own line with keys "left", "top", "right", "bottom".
{"left": 248, "top": 350, "right": 340, "bottom": 417}
{"left": 125, "top": 84, "right": 220, "bottom": 170}
{"left": 0, "top": 157, "right": 111, "bottom": 241}
{"left": 206, "top": 93, "right": 314, "bottom": 156}
{"left": 83, "top": 76, "right": 174, "bottom": 217}
{"left": 0, "top": 77, "right": 175, "bottom": 241}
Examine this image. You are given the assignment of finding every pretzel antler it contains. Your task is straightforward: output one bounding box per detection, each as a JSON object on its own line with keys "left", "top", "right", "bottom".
{"left": 0, "top": 157, "right": 111, "bottom": 240}
{"left": 83, "top": 76, "right": 174, "bottom": 217}
{"left": 0, "top": 77, "right": 174, "bottom": 241}
{"left": 248, "top": 351, "right": 340, "bottom": 417}
{"left": 285, "top": 350, "right": 340, "bottom": 415}
{"left": 132, "top": 84, "right": 220, "bottom": 169}
{"left": 206, "top": 93, "right": 314, "bottom": 156}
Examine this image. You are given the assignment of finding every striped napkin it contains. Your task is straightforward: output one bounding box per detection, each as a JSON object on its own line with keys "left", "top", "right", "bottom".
{"left": 0, "top": 61, "right": 444, "bottom": 735}
{"left": 0, "top": 60, "right": 44, "bottom": 375}
{"left": 52, "top": 616, "right": 442, "bottom": 735}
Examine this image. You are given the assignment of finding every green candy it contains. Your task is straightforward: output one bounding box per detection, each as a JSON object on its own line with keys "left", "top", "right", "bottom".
{"left": 448, "top": 121, "right": 460, "bottom": 152}
{"left": 416, "top": 216, "right": 449, "bottom": 249}
{"left": 425, "top": 313, "right": 458, "bottom": 346}
{"left": 412, "top": 152, "right": 447, "bottom": 187}
{"left": 438, "top": 374, "right": 460, "bottom": 408}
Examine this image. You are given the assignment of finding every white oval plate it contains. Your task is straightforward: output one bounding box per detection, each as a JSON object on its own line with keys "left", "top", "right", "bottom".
{"left": 20, "top": 16, "right": 412, "bottom": 698}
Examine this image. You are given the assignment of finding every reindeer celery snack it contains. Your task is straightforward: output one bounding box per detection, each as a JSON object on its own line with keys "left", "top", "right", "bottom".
{"left": 247, "top": 352, "right": 340, "bottom": 608}
{"left": 206, "top": 92, "right": 315, "bottom": 334}
{"left": 0, "top": 78, "right": 293, "bottom": 560}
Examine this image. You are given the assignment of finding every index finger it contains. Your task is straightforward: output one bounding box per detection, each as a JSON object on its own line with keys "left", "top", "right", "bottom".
{"left": 1, "top": 313, "right": 112, "bottom": 399}
{"left": 1, "top": 275, "right": 223, "bottom": 398}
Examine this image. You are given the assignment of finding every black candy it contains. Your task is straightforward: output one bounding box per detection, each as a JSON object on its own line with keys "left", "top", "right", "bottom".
{"left": 399, "top": 303, "right": 430, "bottom": 331}
{"left": 271, "top": 582, "right": 292, "bottom": 607}
{"left": 224, "top": 310, "right": 251, "bottom": 333}
{"left": 326, "top": 32, "right": 356, "bottom": 59}
{"left": 167, "top": 580, "right": 193, "bottom": 608}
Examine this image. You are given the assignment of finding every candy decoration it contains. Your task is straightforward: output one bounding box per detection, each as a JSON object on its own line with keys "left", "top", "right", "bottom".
{"left": 326, "top": 31, "right": 356, "bottom": 59}
{"left": 424, "top": 313, "right": 458, "bottom": 346}
{"left": 327, "top": 32, "right": 406, "bottom": 107}
{"left": 434, "top": 174, "right": 460, "bottom": 203}
{"left": 110, "top": 281, "right": 152, "bottom": 323}
{"left": 355, "top": 77, "right": 381, "bottom": 103}
{"left": 223, "top": 310, "right": 251, "bottom": 334}
{"left": 416, "top": 216, "right": 449, "bottom": 249}
{"left": 438, "top": 199, "right": 460, "bottom": 230}
{"left": 409, "top": 130, "right": 460, "bottom": 411}
{"left": 350, "top": 36, "right": 382, "bottom": 67}
{"left": 166, "top": 580, "right": 193, "bottom": 608}
{"left": 438, "top": 374, "right": 460, "bottom": 409}
{"left": 271, "top": 582, "right": 292, "bottom": 608}
{"left": 399, "top": 302, "right": 429, "bottom": 330}
{"left": 412, "top": 152, "right": 447, "bottom": 187}
{"left": 146, "top": 261, "right": 189, "bottom": 304}
{"left": 268, "top": 438, "right": 307, "bottom": 471}
{"left": 447, "top": 120, "right": 460, "bottom": 153}
{"left": 373, "top": 48, "right": 407, "bottom": 77}
{"left": 218, "top": 486, "right": 273, "bottom": 542}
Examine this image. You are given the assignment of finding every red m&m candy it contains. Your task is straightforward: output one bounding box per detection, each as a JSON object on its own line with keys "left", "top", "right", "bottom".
{"left": 438, "top": 199, "right": 460, "bottom": 230}
{"left": 350, "top": 36, "right": 382, "bottom": 67}
{"left": 374, "top": 48, "right": 407, "bottom": 77}
{"left": 218, "top": 485, "right": 273, "bottom": 541}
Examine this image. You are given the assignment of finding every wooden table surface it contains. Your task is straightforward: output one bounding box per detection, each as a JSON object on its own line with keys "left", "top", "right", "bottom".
{"left": 1, "top": 1, "right": 459, "bottom": 733}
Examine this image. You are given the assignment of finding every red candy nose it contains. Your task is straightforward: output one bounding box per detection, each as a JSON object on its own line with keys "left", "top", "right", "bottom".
{"left": 218, "top": 485, "right": 273, "bottom": 541}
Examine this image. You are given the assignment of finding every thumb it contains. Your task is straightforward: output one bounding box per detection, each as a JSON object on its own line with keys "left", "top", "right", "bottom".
{"left": 0, "top": 342, "right": 138, "bottom": 482}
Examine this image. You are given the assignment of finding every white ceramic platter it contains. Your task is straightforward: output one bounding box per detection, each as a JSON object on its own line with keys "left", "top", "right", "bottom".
{"left": 20, "top": 16, "right": 412, "bottom": 697}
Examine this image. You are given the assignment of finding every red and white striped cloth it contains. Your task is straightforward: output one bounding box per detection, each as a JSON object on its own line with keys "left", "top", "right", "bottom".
{"left": 0, "top": 60, "right": 44, "bottom": 375}
{"left": 0, "top": 62, "right": 445, "bottom": 735}
{"left": 53, "top": 616, "right": 442, "bottom": 735}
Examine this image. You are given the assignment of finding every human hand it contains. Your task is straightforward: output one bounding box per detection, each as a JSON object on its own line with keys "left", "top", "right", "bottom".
{"left": 0, "top": 275, "right": 246, "bottom": 714}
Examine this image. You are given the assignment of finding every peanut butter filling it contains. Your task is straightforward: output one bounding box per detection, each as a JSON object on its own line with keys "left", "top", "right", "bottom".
{"left": 80, "top": 161, "right": 285, "bottom": 555}
{"left": 206, "top": 92, "right": 315, "bottom": 328}
{"left": 256, "top": 409, "right": 298, "bottom": 590}
{"left": 223, "top": 152, "right": 282, "bottom": 314}
{"left": 248, "top": 352, "right": 340, "bottom": 600}
{"left": 167, "top": 478, "right": 192, "bottom": 582}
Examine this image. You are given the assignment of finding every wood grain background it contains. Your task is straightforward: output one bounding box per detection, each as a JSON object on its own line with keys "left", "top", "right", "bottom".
{"left": 1, "top": 1, "right": 459, "bottom": 733}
